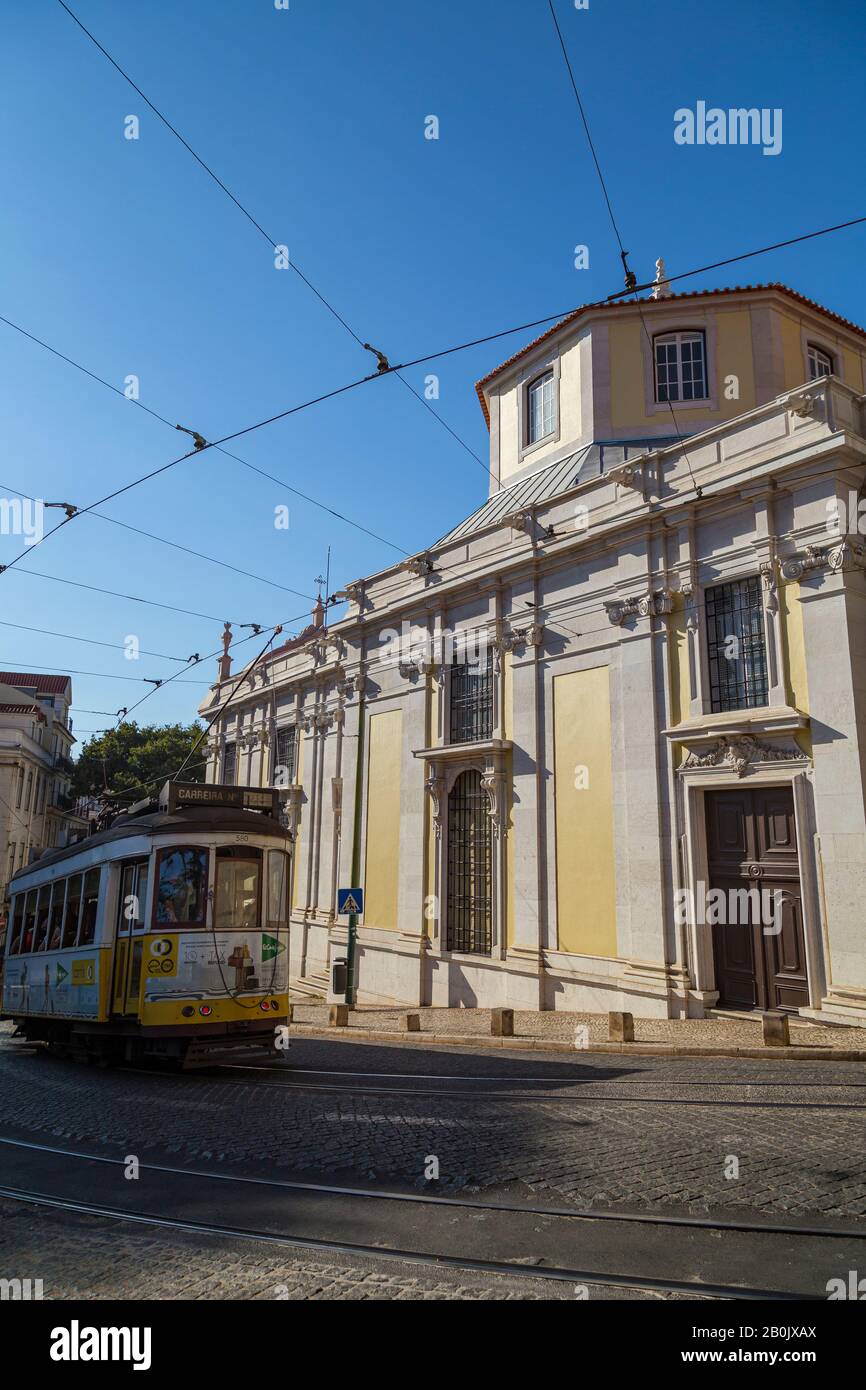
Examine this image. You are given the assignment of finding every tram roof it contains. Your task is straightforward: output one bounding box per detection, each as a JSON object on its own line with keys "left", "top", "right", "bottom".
{"left": 9, "top": 806, "right": 290, "bottom": 885}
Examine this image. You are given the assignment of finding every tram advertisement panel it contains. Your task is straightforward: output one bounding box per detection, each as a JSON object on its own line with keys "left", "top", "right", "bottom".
{"left": 142, "top": 931, "right": 288, "bottom": 1005}
{"left": 1, "top": 948, "right": 106, "bottom": 1020}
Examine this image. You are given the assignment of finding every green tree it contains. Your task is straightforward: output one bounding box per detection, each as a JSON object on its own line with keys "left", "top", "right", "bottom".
{"left": 71, "top": 722, "right": 206, "bottom": 799}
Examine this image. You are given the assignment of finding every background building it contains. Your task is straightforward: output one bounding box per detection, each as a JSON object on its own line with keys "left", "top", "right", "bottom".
{"left": 0, "top": 672, "right": 87, "bottom": 907}
{"left": 200, "top": 281, "right": 866, "bottom": 1026}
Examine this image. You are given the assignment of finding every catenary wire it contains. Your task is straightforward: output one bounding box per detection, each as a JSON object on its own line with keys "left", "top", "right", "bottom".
{"left": 54, "top": 0, "right": 493, "bottom": 483}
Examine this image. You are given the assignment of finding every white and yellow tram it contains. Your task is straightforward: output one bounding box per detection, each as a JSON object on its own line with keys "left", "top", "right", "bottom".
{"left": 0, "top": 782, "right": 291, "bottom": 1067}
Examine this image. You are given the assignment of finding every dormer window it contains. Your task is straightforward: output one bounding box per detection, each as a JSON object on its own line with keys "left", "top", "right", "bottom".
{"left": 527, "top": 371, "right": 555, "bottom": 444}
{"left": 654, "top": 331, "right": 708, "bottom": 403}
{"left": 807, "top": 344, "right": 833, "bottom": 380}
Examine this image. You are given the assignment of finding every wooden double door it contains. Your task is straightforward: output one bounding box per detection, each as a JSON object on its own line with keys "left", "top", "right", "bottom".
{"left": 705, "top": 787, "right": 809, "bottom": 1013}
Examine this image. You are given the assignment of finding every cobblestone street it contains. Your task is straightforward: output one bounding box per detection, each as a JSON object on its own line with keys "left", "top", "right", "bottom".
{"left": 2, "top": 1028, "right": 864, "bottom": 1220}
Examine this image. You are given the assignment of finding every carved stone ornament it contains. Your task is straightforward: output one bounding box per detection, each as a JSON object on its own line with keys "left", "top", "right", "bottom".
{"left": 496, "top": 622, "right": 546, "bottom": 655}
{"left": 780, "top": 543, "right": 866, "bottom": 581}
{"left": 425, "top": 772, "right": 447, "bottom": 838}
{"left": 340, "top": 672, "right": 367, "bottom": 699}
{"left": 786, "top": 391, "right": 819, "bottom": 420}
{"left": 400, "top": 554, "right": 434, "bottom": 578}
{"left": 605, "top": 589, "right": 673, "bottom": 625}
{"left": 759, "top": 559, "right": 779, "bottom": 613}
{"left": 279, "top": 784, "right": 303, "bottom": 837}
{"left": 682, "top": 735, "right": 805, "bottom": 779}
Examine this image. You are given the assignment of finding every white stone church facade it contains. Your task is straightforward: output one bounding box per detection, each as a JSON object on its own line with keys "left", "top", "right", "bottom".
{"left": 200, "top": 282, "right": 866, "bottom": 1026}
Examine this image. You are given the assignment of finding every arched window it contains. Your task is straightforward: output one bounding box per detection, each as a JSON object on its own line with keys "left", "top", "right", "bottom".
{"left": 526, "top": 370, "right": 555, "bottom": 444}
{"left": 446, "top": 769, "right": 492, "bottom": 954}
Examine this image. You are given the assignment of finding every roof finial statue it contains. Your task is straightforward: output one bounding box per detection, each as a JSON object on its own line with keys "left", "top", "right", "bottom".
{"left": 217, "top": 621, "right": 233, "bottom": 683}
{"left": 651, "top": 257, "right": 671, "bottom": 300}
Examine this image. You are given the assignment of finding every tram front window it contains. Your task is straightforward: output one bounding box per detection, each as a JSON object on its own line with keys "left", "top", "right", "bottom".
{"left": 215, "top": 848, "right": 261, "bottom": 931}
{"left": 154, "top": 848, "right": 208, "bottom": 927}
{"left": 267, "top": 850, "right": 290, "bottom": 926}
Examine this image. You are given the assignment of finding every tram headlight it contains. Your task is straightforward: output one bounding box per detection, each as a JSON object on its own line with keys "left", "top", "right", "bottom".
{"left": 182, "top": 1007, "right": 194, "bottom": 1018}
{"left": 199, "top": 1004, "right": 213, "bottom": 1017}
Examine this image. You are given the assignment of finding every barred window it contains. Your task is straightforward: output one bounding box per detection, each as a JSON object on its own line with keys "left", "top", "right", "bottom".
{"left": 654, "top": 331, "right": 708, "bottom": 402}
{"left": 274, "top": 726, "right": 297, "bottom": 785}
{"left": 446, "top": 769, "right": 492, "bottom": 955}
{"left": 705, "top": 577, "right": 769, "bottom": 712}
{"left": 223, "top": 741, "right": 237, "bottom": 785}
{"left": 449, "top": 646, "right": 493, "bottom": 744}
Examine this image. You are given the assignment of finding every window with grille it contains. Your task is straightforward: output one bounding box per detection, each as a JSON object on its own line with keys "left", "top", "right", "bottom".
{"left": 446, "top": 769, "right": 492, "bottom": 954}
{"left": 449, "top": 646, "right": 493, "bottom": 744}
{"left": 527, "top": 371, "right": 555, "bottom": 444}
{"left": 807, "top": 344, "right": 833, "bottom": 380}
{"left": 274, "top": 725, "right": 297, "bottom": 785}
{"left": 705, "top": 577, "right": 769, "bottom": 712}
{"left": 223, "top": 741, "right": 237, "bottom": 785}
{"left": 654, "top": 331, "right": 708, "bottom": 402}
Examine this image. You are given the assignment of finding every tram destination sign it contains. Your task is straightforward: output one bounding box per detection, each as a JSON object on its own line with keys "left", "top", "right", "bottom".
{"left": 160, "top": 781, "right": 280, "bottom": 817}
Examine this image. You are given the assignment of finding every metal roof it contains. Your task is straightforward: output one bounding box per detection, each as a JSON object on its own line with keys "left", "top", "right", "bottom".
{"left": 435, "top": 438, "right": 680, "bottom": 545}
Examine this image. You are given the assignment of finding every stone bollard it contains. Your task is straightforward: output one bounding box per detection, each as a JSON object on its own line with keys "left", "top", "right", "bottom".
{"left": 491, "top": 1007, "right": 514, "bottom": 1037}
{"left": 608, "top": 1011, "right": 634, "bottom": 1043}
{"left": 329, "top": 1004, "right": 349, "bottom": 1028}
{"left": 762, "top": 1010, "right": 790, "bottom": 1047}
{"left": 403, "top": 1012, "right": 421, "bottom": 1033}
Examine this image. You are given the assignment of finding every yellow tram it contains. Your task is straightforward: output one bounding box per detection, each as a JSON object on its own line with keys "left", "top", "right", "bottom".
{"left": 0, "top": 782, "right": 291, "bottom": 1067}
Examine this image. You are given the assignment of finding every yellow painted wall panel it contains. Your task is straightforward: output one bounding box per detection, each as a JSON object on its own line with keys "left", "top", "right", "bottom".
{"left": 609, "top": 320, "right": 645, "bottom": 430}
{"left": 779, "top": 312, "right": 806, "bottom": 388}
{"left": 842, "top": 348, "right": 865, "bottom": 391}
{"left": 714, "top": 310, "right": 756, "bottom": 415}
{"left": 666, "top": 593, "right": 691, "bottom": 766}
{"left": 364, "top": 710, "right": 402, "bottom": 930}
{"left": 553, "top": 667, "right": 617, "bottom": 957}
{"left": 292, "top": 727, "right": 304, "bottom": 908}
{"left": 780, "top": 581, "right": 812, "bottom": 757}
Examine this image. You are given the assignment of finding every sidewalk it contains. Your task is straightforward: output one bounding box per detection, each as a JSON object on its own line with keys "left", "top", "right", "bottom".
{"left": 287, "top": 998, "right": 866, "bottom": 1061}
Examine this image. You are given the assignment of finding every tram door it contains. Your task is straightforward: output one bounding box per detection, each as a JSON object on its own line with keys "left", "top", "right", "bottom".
{"left": 112, "top": 859, "right": 149, "bottom": 1018}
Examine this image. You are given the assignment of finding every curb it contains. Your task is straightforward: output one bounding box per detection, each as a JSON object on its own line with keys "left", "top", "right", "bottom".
{"left": 287, "top": 1023, "right": 866, "bottom": 1062}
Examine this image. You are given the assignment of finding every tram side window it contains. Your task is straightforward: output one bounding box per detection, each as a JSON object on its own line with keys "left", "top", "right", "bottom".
{"left": 61, "top": 874, "right": 83, "bottom": 949}
{"left": 215, "top": 847, "right": 261, "bottom": 931}
{"left": 78, "top": 869, "right": 101, "bottom": 946}
{"left": 154, "top": 848, "right": 208, "bottom": 927}
{"left": 48, "top": 880, "right": 67, "bottom": 950}
{"left": 20, "top": 891, "right": 36, "bottom": 953}
{"left": 34, "top": 886, "right": 51, "bottom": 952}
{"left": 267, "top": 850, "right": 290, "bottom": 925}
{"left": 7, "top": 896, "right": 24, "bottom": 955}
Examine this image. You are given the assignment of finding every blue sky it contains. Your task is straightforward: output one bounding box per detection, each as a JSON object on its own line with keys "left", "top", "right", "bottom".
{"left": 1, "top": 0, "right": 864, "bottom": 749}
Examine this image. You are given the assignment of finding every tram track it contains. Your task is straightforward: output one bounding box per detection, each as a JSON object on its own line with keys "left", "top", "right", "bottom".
{"left": 1, "top": 1132, "right": 862, "bottom": 1299}
{"left": 0, "top": 1132, "right": 863, "bottom": 1240}
{"left": 135, "top": 1061, "right": 866, "bottom": 1111}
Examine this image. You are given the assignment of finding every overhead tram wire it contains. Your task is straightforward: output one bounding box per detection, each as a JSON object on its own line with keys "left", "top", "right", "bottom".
{"left": 0, "top": 479, "right": 314, "bottom": 602}
{"left": 605, "top": 216, "right": 866, "bottom": 302}
{"left": 54, "top": 0, "right": 492, "bottom": 485}
{"left": 0, "top": 618, "right": 198, "bottom": 663}
{"left": 106, "top": 629, "right": 291, "bottom": 804}
{"left": 0, "top": 564, "right": 266, "bottom": 626}
{"left": 0, "top": 312, "right": 410, "bottom": 558}
{"left": 544, "top": 0, "right": 703, "bottom": 497}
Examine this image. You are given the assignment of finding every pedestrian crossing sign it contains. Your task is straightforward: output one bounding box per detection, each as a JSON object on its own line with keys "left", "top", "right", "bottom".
{"left": 337, "top": 888, "right": 364, "bottom": 916}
